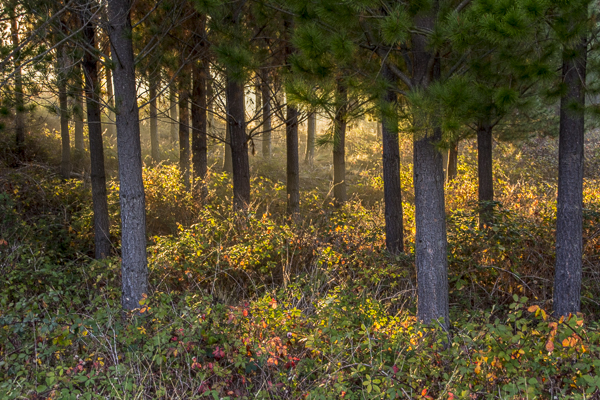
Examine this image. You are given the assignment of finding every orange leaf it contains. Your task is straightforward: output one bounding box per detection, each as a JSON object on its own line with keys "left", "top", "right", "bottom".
{"left": 545, "top": 339, "right": 554, "bottom": 352}
{"left": 527, "top": 305, "right": 539, "bottom": 313}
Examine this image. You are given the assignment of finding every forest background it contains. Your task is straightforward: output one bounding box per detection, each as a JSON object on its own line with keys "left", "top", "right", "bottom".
{"left": 1, "top": 0, "right": 600, "bottom": 398}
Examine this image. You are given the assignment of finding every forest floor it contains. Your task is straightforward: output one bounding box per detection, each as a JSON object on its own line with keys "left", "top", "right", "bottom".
{"left": 1, "top": 120, "right": 600, "bottom": 399}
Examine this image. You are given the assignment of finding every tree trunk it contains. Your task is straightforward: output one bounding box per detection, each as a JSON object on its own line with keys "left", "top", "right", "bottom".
{"left": 414, "top": 127, "right": 448, "bottom": 328}
{"left": 192, "top": 60, "right": 208, "bottom": 197}
{"left": 179, "top": 77, "right": 190, "bottom": 191}
{"left": 477, "top": 122, "right": 494, "bottom": 229}
{"left": 305, "top": 112, "right": 315, "bottom": 165}
{"left": 58, "top": 46, "right": 71, "bottom": 180}
{"left": 149, "top": 78, "right": 160, "bottom": 163}
{"left": 81, "top": 8, "right": 111, "bottom": 259}
{"left": 226, "top": 74, "right": 250, "bottom": 210}
{"left": 107, "top": 0, "right": 148, "bottom": 312}
{"left": 554, "top": 38, "right": 587, "bottom": 317}
{"left": 411, "top": 12, "right": 449, "bottom": 329}
{"left": 74, "top": 63, "right": 85, "bottom": 152}
{"left": 223, "top": 125, "right": 233, "bottom": 174}
{"left": 381, "top": 63, "right": 404, "bottom": 254}
{"left": 207, "top": 66, "right": 214, "bottom": 131}
{"left": 10, "top": 14, "right": 25, "bottom": 158}
{"left": 104, "top": 53, "right": 117, "bottom": 138}
{"left": 170, "top": 85, "right": 178, "bottom": 144}
{"left": 447, "top": 140, "right": 458, "bottom": 182}
{"left": 261, "top": 68, "right": 272, "bottom": 158}
{"left": 333, "top": 81, "right": 347, "bottom": 205}
{"left": 286, "top": 104, "right": 300, "bottom": 216}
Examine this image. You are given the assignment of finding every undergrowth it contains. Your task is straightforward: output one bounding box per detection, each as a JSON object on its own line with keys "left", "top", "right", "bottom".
{"left": 1, "top": 125, "right": 600, "bottom": 399}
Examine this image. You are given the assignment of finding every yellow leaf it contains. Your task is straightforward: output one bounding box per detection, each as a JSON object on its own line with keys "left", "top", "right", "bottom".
{"left": 474, "top": 364, "right": 481, "bottom": 374}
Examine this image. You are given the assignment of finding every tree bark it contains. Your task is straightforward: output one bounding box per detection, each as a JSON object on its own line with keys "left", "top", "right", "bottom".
{"left": 477, "top": 122, "right": 494, "bottom": 229}
{"left": 226, "top": 74, "right": 250, "bottom": 210}
{"left": 554, "top": 38, "right": 587, "bottom": 317}
{"left": 104, "top": 50, "right": 117, "bottom": 138}
{"left": 333, "top": 81, "right": 347, "bottom": 205}
{"left": 10, "top": 14, "right": 25, "bottom": 158}
{"left": 447, "top": 140, "right": 458, "bottom": 182}
{"left": 381, "top": 63, "right": 404, "bottom": 254}
{"left": 149, "top": 78, "right": 160, "bottom": 163}
{"left": 107, "top": 0, "right": 148, "bottom": 312}
{"left": 73, "top": 63, "right": 85, "bottom": 152}
{"left": 170, "top": 84, "right": 178, "bottom": 144}
{"left": 223, "top": 125, "right": 233, "bottom": 174}
{"left": 81, "top": 7, "right": 111, "bottom": 259}
{"left": 286, "top": 104, "right": 300, "bottom": 216}
{"left": 58, "top": 46, "right": 71, "bottom": 180}
{"left": 261, "top": 68, "right": 272, "bottom": 158}
{"left": 305, "top": 112, "right": 315, "bottom": 165}
{"left": 192, "top": 59, "right": 208, "bottom": 197}
{"left": 411, "top": 11, "right": 449, "bottom": 329}
{"left": 179, "top": 73, "right": 190, "bottom": 191}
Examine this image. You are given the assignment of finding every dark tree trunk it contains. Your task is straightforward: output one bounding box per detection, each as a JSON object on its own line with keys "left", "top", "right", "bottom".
{"left": 226, "top": 74, "right": 250, "bottom": 210}
{"left": 411, "top": 11, "right": 449, "bottom": 329}
{"left": 170, "top": 84, "right": 178, "bottom": 144}
{"left": 192, "top": 60, "right": 208, "bottom": 197}
{"left": 81, "top": 8, "right": 111, "bottom": 259}
{"left": 305, "top": 112, "right": 315, "bottom": 165}
{"left": 447, "top": 140, "right": 458, "bottom": 182}
{"left": 413, "top": 127, "right": 448, "bottom": 328}
{"left": 477, "top": 122, "right": 494, "bottom": 229}
{"left": 149, "top": 79, "right": 160, "bottom": 163}
{"left": 107, "top": 0, "right": 148, "bottom": 312}
{"left": 261, "top": 68, "right": 272, "bottom": 158}
{"left": 58, "top": 47, "right": 71, "bottom": 180}
{"left": 381, "top": 64, "right": 404, "bottom": 254}
{"left": 10, "top": 14, "right": 25, "bottom": 157}
{"left": 74, "top": 63, "right": 85, "bottom": 152}
{"left": 554, "top": 38, "right": 587, "bottom": 317}
{"left": 179, "top": 76, "right": 190, "bottom": 191}
{"left": 284, "top": 17, "right": 300, "bottom": 216}
{"left": 333, "top": 81, "right": 347, "bottom": 205}
{"left": 286, "top": 104, "right": 300, "bottom": 216}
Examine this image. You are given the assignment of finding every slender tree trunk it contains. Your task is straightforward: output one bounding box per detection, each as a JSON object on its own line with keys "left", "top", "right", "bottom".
{"left": 170, "top": 85, "right": 178, "bottom": 144}
{"left": 411, "top": 11, "right": 449, "bottom": 329}
{"left": 226, "top": 74, "right": 250, "bottom": 209}
{"left": 58, "top": 46, "right": 71, "bottom": 180}
{"left": 74, "top": 63, "right": 85, "bottom": 152}
{"left": 149, "top": 78, "right": 160, "bottom": 163}
{"left": 381, "top": 64, "right": 403, "bottom": 253}
{"left": 81, "top": 8, "right": 111, "bottom": 259}
{"left": 477, "top": 122, "right": 494, "bottom": 229}
{"left": 104, "top": 52, "right": 117, "bottom": 138}
{"left": 447, "top": 140, "right": 458, "bottom": 182}
{"left": 333, "top": 81, "right": 347, "bottom": 205}
{"left": 207, "top": 66, "right": 214, "bottom": 131}
{"left": 223, "top": 126, "right": 233, "bottom": 174}
{"left": 286, "top": 104, "right": 300, "bottom": 215}
{"left": 305, "top": 112, "right": 315, "bottom": 165}
{"left": 107, "top": 0, "right": 148, "bottom": 312}
{"left": 179, "top": 76, "right": 190, "bottom": 191}
{"left": 554, "top": 38, "right": 587, "bottom": 317}
{"left": 261, "top": 68, "right": 272, "bottom": 158}
{"left": 10, "top": 14, "right": 25, "bottom": 158}
{"left": 284, "top": 17, "right": 300, "bottom": 216}
{"left": 192, "top": 60, "right": 208, "bottom": 197}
